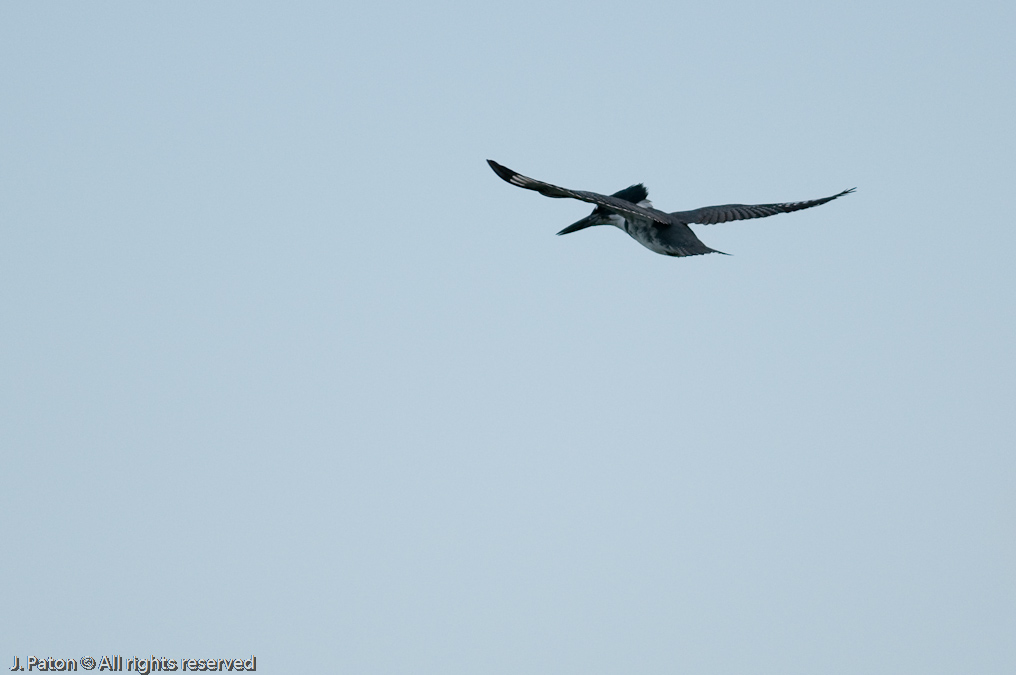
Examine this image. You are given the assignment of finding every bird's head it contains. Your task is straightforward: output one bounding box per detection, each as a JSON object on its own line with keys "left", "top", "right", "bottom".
{"left": 555, "top": 183, "right": 648, "bottom": 235}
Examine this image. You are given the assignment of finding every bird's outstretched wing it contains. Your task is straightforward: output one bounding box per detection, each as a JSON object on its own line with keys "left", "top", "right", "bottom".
{"left": 672, "top": 188, "right": 855, "bottom": 225}
{"left": 487, "top": 160, "right": 670, "bottom": 225}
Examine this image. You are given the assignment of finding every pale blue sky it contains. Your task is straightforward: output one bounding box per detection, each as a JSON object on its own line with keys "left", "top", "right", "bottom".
{"left": 2, "top": 2, "right": 1014, "bottom": 673}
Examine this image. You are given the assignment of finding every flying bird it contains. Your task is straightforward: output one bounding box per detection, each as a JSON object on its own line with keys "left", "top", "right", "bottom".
{"left": 488, "top": 159, "right": 854, "bottom": 257}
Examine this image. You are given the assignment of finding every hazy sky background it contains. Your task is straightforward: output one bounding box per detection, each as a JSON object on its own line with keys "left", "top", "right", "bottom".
{"left": 2, "top": 1, "right": 1014, "bottom": 673}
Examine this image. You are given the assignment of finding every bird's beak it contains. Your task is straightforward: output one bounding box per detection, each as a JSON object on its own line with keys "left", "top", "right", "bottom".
{"left": 556, "top": 215, "right": 597, "bottom": 235}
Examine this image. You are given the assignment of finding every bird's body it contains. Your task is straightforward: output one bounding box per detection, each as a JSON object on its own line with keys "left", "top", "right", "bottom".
{"left": 487, "top": 159, "right": 854, "bottom": 257}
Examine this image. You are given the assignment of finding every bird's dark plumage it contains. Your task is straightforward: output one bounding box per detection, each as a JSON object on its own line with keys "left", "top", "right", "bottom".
{"left": 487, "top": 160, "right": 670, "bottom": 226}
{"left": 611, "top": 184, "right": 649, "bottom": 204}
{"left": 487, "top": 159, "right": 854, "bottom": 257}
{"left": 673, "top": 190, "right": 856, "bottom": 225}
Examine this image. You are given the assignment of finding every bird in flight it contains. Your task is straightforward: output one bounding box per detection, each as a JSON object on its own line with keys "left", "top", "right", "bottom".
{"left": 488, "top": 159, "right": 854, "bottom": 257}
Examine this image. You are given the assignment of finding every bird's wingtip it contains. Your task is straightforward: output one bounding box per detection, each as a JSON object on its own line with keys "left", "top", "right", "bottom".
{"left": 487, "top": 159, "right": 516, "bottom": 183}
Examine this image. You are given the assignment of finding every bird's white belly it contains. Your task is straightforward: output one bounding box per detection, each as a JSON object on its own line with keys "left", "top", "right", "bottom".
{"left": 611, "top": 215, "right": 670, "bottom": 254}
